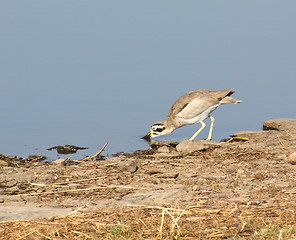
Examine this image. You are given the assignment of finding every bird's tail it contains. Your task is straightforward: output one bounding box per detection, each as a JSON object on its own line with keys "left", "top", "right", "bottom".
{"left": 220, "top": 96, "right": 242, "bottom": 104}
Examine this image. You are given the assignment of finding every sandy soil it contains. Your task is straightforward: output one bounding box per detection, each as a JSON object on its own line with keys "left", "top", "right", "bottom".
{"left": 0, "top": 118, "right": 296, "bottom": 239}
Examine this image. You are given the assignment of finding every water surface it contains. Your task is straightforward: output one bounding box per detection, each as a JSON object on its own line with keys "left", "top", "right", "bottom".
{"left": 1, "top": 1, "right": 295, "bottom": 160}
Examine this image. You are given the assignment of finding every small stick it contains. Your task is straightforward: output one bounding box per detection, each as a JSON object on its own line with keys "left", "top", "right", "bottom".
{"left": 27, "top": 181, "right": 46, "bottom": 187}
{"left": 240, "top": 220, "right": 247, "bottom": 233}
{"left": 127, "top": 204, "right": 187, "bottom": 212}
{"left": 23, "top": 184, "right": 134, "bottom": 195}
{"left": 52, "top": 176, "right": 105, "bottom": 186}
{"left": 165, "top": 208, "right": 183, "bottom": 235}
{"left": 159, "top": 208, "right": 165, "bottom": 233}
{"left": 77, "top": 142, "right": 108, "bottom": 161}
{"left": 71, "top": 230, "right": 91, "bottom": 238}
{"left": 28, "top": 176, "right": 105, "bottom": 188}
{"left": 52, "top": 207, "right": 85, "bottom": 219}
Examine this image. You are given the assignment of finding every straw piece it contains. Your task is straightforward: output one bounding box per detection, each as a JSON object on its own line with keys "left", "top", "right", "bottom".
{"left": 23, "top": 184, "right": 134, "bottom": 196}
{"left": 28, "top": 176, "right": 105, "bottom": 188}
{"left": 76, "top": 142, "right": 108, "bottom": 161}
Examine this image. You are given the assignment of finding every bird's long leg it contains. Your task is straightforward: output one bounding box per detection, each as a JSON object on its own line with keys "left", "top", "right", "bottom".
{"left": 189, "top": 120, "right": 206, "bottom": 141}
{"left": 206, "top": 116, "right": 215, "bottom": 140}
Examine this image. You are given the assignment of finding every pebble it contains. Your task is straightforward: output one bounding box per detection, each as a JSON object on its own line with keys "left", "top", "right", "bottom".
{"left": 1, "top": 180, "right": 17, "bottom": 188}
{"left": 0, "top": 160, "right": 8, "bottom": 167}
{"left": 247, "top": 201, "right": 261, "bottom": 206}
{"left": 118, "top": 160, "right": 138, "bottom": 173}
{"left": 159, "top": 172, "right": 179, "bottom": 179}
{"left": 157, "top": 146, "right": 170, "bottom": 153}
{"left": 176, "top": 139, "right": 221, "bottom": 153}
{"left": 287, "top": 152, "right": 296, "bottom": 165}
{"left": 52, "top": 158, "right": 66, "bottom": 166}
{"left": 5, "top": 186, "right": 20, "bottom": 195}
{"left": 277, "top": 154, "right": 287, "bottom": 160}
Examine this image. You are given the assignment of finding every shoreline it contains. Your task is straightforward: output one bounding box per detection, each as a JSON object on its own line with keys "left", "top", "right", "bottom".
{"left": 0, "top": 118, "right": 295, "bottom": 239}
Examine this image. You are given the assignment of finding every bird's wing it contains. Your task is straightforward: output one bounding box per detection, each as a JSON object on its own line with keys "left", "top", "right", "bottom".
{"left": 166, "top": 89, "right": 234, "bottom": 124}
{"left": 176, "top": 96, "right": 219, "bottom": 120}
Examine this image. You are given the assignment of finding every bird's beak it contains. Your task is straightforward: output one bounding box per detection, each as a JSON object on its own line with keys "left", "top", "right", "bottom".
{"left": 142, "top": 131, "right": 152, "bottom": 140}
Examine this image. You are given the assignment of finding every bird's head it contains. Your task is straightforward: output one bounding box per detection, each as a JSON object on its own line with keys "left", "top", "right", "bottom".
{"left": 143, "top": 122, "right": 168, "bottom": 139}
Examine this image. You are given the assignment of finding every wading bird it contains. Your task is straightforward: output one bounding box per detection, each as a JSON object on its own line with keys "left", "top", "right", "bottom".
{"left": 144, "top": 88, "right": 241, "bottom": 141}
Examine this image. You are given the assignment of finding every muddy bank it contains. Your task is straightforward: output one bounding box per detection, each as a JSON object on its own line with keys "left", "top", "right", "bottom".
{"left": 0, "top": 118, "right": 295, "bottom": 239}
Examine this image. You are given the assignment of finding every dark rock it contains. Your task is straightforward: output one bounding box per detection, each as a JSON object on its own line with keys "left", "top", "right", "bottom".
{"left": 47, "top": 145, "right": 88, "bottom": 154}
{"left": 26, "top": 155, "right": 47, "bottom": 162}
{"left": 150, "top": 140, "right": 179, "bottom": 150}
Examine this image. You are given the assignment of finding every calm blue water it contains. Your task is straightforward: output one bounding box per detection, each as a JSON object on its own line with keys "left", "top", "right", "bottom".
{"left": 1, "top": 1, "right": 295, "bottom": 160}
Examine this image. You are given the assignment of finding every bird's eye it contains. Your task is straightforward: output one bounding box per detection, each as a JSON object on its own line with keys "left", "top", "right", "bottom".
{"left": 152, "top": 126, "right": 165, "bottom": 132}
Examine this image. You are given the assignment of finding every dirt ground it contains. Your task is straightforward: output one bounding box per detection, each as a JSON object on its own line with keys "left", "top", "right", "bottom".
{"left": 0, "top": 118, "right": 296, "bottom": 239}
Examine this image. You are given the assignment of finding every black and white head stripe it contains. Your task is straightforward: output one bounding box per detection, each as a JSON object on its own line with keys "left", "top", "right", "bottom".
{"left": 150, "top": 123, "right": 165, "bottom": 133}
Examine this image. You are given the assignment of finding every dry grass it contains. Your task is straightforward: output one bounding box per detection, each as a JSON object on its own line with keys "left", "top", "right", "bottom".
{"left": 1, "top": 203, "right": 296, "bottom": 240}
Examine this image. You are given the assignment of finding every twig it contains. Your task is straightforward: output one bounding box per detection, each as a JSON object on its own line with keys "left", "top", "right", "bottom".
{"left": 229, "top": 203, "right": 238, "bottom": 215}
{"left": 139, "top": 219, "right": 149, "bottom": 230}
{"left": 53, "top": 207, "right": 86, "bottom": 220}
{"left": 28, "top": 176, "right": 105, "bottom": 188}
{"left": 165, "top": 208, "right": 184, "bottom": 235}
{"left": 17, "top": 230, "right": 37, "bottom": 240}
{"left": 77, "top": 142, "right": 108, "bottom": 161}
{"left": 169, "top": 162, "right": 184, "bottom": 167}
{"left": 240, "top": 220, "right": 247, "bottom": 233}
{"left": 71, "top": 230, "right": 91, "bottom": 238}
{"left": 278, "top": 228, "right": 283, "bottom": 240}
{"left": 27, "top": 181, "right": 46, "bottom": 187}
{"left": 126, "top": 204, "right": 187, "bottom": 212}
{"left": 23, "top": 184, "right": 134, "bottom": 195}
{"left": 285, "top": 130, "right": 295, "bottom": 138}
{"left": 127, "top": 204, "right": 188, "bottom": 240}
{"left": 156, "top": 207, "right": 185, "bottom": 238}
{"left": 159, "top": 207, "right": 165, "bottom": 233}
